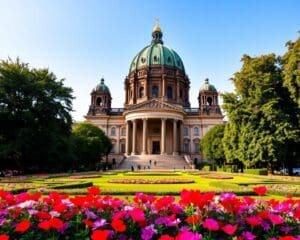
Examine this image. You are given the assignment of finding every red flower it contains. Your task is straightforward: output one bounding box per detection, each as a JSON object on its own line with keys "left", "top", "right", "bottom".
{"left": 91, "top": 230, "right": 110, "bottom": 240}
{"left": 111, "top": 219, "right": 126, "bottom": 232}
{"left": 180, "top": 189, "right": 214, "bottom": 208}
{"left": 0, "top": 235, "right": 9, "bottom": 240}
{"left": 222, "top": 224, "right": 237, "bottom": 235}
{"left": 159, "top": 234, "right": 175, "bottom": 240}
{"left": 203, "top": 218, "right": 219, "bottom": 231}
{"left": 38, "top": 220, "right": 51, "bottom": 231}
{"left": 245, "top": 216, "right": 262, "bottom": 226}
{"left": 15, "top": 219, "right": 30, "bottom": 233}
{"left": 83, "top": 219, "right": 94, "bottom": 227}
{"left": 53, "top": 203, "right": 67, "bottom": 213}
{"left": 278, "top": 236, "right": 296, "bottom": 240}
{"left": 88, "top": 186, "right": 101, "bottom": 195}
{"left": 185, "top": 215, "right": 201, "bottom": 224}
{"left": 253, "top": 186, "right": 267, "bottom": 196}
{"left": 50, "top": 217, "right": 64, "bottom": 230}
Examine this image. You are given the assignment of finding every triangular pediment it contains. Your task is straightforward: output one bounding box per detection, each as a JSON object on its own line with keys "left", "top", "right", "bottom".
{"left": 126, "top": 99, "right": 183, "bottom": 112}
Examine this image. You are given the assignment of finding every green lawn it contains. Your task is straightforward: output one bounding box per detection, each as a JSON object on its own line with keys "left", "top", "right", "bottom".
{"left": 1, "top": 170, "right": 299, "bottom": 199}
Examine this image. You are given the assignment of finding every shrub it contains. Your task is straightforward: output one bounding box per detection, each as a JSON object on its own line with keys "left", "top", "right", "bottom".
{"left": 244, "top": 168, "right": 268, "bottom": 175}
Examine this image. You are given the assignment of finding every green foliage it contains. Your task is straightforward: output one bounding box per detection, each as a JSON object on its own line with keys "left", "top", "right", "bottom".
{"left": 0, "top": 58, "right": 74, "bottom": 172}
{"left": 222, "top": 52, "right": 300, "bottom": 174}
{"left": 282, "top": 37, "right": 300, "bottom": 109}
{"left": 200, "top": 124, "right": 225, "bottom": 167}
{"left": 244, "top": 169, "right": 268, "bottom": 175}
{"left": 72, "top": 122, "right": 112, "bottom": 170}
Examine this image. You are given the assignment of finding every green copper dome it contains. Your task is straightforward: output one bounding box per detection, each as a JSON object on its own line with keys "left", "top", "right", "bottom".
{"left": 93, "top": 78, "right": 110, "bottom": 94}
{"left": 129, "top": 23, "right": 185, "bottom": 73}
{"left": 200, "top": 78, "right": 217, "bottom": 92}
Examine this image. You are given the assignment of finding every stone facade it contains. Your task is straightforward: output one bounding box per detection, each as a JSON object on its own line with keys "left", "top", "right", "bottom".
{"left": 85, "top": 22, "right": 224, "bottom": 159}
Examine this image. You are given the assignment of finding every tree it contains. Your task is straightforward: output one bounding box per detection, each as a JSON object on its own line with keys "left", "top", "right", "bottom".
{"left": 222, "top": 53, "right": 300, "bottom": 174}
{"left": 200, "top": 124, "right": 225, "bottom": 169}
{"left": 0, "top": 59, "right": 74, "bottom": 172}
{"left": 282, "top": 37, "right": 300, "bottom": 109}
{"left": 72, "top": 122, "right": 112, "bottom": 171}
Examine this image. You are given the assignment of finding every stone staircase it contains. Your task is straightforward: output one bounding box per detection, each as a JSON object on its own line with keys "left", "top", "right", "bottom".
{"left": 118, "top": 154, "right": 192, "bottom": 170}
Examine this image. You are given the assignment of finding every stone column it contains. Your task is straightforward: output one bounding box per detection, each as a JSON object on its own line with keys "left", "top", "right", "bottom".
{"left": 162, "top": 74, "right": 166, "bottom": 99}
{"left": 142, "top": 118, "right": 148, "bottom": 155}
{"left": 131, "top": 119, "right": 137, "bottom": 155}
{"left": 161, "top": 118, "right": 166, "bottom": 154}
{"left": 125, "top": 121, "right": 130, "bottom": 156}
{"left": 179, "top": 122, "right": 183, "bottom": 153}
{"left": 117, "top": 125, "right": 120, "bottom": 154}
{"left": 173, "top": 119, "right": 178, "bottom": 155}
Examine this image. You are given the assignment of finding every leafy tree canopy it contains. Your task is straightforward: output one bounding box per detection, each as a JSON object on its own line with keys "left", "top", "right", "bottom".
{"left": 0, "top": 58, "right": 74, "bottom": 172}
{"left": 200, "top": 124, "right": 225, "bottom": 167}
{"left": 222, "top": 49, "right": 300, "bottom": 173}
{"left": 72, "top": 122, "right": 112, "bottom": 170}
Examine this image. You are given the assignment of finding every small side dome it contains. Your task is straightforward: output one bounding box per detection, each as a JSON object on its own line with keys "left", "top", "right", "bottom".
{"left": 199, "top": 78, "right": 217, "bottom": 92}
{"left": 93, "top": 78, "right": 110, "bottom": 94}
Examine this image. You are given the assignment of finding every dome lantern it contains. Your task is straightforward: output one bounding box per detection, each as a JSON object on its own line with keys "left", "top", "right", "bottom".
{"left": 151, "top": 18, "right": 163, "bottom": 44}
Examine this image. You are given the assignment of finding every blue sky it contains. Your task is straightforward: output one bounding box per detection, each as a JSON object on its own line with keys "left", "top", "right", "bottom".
{"left": 0, "top": 0, "right": 299, "bottom": 121}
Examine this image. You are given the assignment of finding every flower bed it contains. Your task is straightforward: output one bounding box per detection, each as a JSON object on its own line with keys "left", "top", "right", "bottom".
{"left": 0, "top": 186, "right": 299, "bottom": 240}
{"left": 201, "top": 175, "right": 234, "bottom": 179}
{"left": 108, "top": 179, "right": 195, "bottom": 184}
{"left": 69, "top": 175, "right": 102, "bottom": 179}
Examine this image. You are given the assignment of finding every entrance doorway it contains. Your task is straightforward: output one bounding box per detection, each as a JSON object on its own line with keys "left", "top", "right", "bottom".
{"left": 152, "top": 141, "right": 160, "bottom": 154}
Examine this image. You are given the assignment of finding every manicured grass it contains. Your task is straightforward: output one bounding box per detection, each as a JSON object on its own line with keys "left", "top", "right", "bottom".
{"left": 1, "top": 170, "right": 299, "bottom": 199}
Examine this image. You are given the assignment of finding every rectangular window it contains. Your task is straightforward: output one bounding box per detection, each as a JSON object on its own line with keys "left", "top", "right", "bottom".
{"left": 110, "top": 144, "right": 115, "bottom": 153}
{"left": 121, "top": 143, "right": 125, "bottom": 153}
{"left": 183, "top": 127, "right": 188, "bottom": 136}
{"left": 121, "top": 128, "right": 126, "bottom": 136}
{"left": 184, "top": 143, "right": 189, "bottom": 153}
{"left": 194, "top": 143, "right": 199, "bottom": 153}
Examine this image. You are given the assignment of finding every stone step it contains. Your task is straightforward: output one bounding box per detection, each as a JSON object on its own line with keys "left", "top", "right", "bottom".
{"left": 118, "top": 154, "right": 192, "bottom": 170}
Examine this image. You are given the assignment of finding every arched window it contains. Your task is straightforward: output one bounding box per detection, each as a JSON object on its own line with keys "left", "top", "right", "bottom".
{"left": 194, "top": 127, "right": 199, "bottom": 136}
{"left": 96, "top": 97, "right": 102, "bottom": 106}
{"left": 167, "top": 86, "right": 173, "bottom": 98}
{"left": 179, "top": 89, "right": 183, "bottom": 99}
{"left": 111, "top": 127, "right": 116, "bottom": 136}
{"left": 139, "top": 87, "right": 144, "bottom": 98}
{"left": 152, "top": 85, "right": 158, "bottom": 97}
{"left": 207, "top": 97, "right": 212, "bottom": 106}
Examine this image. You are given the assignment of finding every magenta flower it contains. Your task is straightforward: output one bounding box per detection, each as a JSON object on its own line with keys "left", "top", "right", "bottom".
{"left": 242, "top": 231, "right": 256, "bottom": 240}
{"left": 203, "top": 218, "right": 219, "bottom": 231}
{"left": 141, "top": 225, "right": 157, "bottom": 240}
{"left": 176, "top": 230, "right": 202, "bottom": 240}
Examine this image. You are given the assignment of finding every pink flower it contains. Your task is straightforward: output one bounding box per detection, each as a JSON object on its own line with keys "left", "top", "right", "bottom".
{"left": 176, "top": 230, "right": 202, "bottom": 240}
{"left": 268, "top": 213, "right": 284, "bottom": 225}
{"left": 130, "top": 208, "right": 145, "bottom": 223}
{"left": 222, "top": 224, "right": 237, "bottom": 235}
{"left": 202, "top": 218, "right": 219, "bottom": 231}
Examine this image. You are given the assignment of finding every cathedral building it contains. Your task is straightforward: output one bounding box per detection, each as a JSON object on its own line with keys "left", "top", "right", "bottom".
{"left": 85, "top": 22, "right": 223, "bottom": 162}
